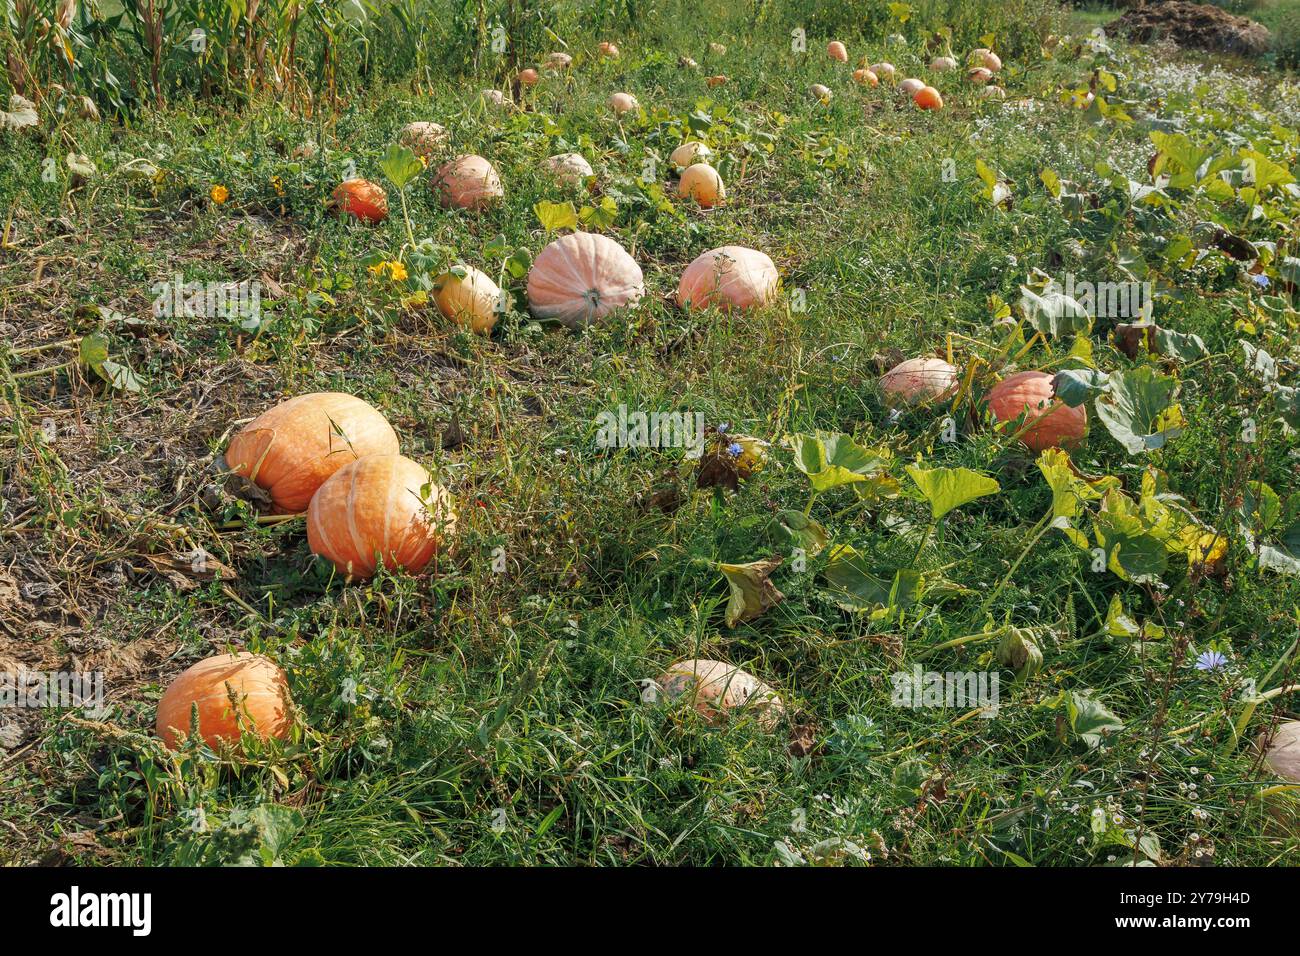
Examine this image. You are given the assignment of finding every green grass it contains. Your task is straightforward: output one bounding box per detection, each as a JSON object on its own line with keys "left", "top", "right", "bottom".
{"left": 2, "top": 3, "right": 1300, "bottom": 867}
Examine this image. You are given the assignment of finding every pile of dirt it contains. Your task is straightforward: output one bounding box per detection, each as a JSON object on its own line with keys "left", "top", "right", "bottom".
{"left": 1109, "top": 1, "right": 1272, "bottom": 57}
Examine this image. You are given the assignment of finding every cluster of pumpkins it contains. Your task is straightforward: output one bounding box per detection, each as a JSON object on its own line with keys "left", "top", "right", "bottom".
{"left": 821, "top": 38, "right": 1006, "bottom": 110}
{"left": 880, "top": 357, "right": 1086, "bottom": 451}
{"left": 332, "top": 124, "right": 779, "bottom": 331}
{"left": 154, "top": 391, "right": 454, "bottom": 750}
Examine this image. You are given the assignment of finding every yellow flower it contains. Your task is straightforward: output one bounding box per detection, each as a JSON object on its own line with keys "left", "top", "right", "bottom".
{"left": 270, "top": 175, "right": 285, "bottom": 197}
{"left": 368, "top": 260, "right": 408, "bottom": 282}
{"left": 210, "top": 184, "right": 229, "bottom": 205}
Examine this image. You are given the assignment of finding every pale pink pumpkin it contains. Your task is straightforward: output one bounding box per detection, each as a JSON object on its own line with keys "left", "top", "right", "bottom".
{"left": 526, "top": 232, "right": 645, "bottom": 328}
{"left": 609, "top": 92, "right": 639, "bottom": 115}
{"left": 543, "top": 152, "right": 594, "bottom": 185}
{"left": 398, "top": 121, "right": 447, "bottom": 158}
{"left": 434, "top": 154, "right": 503, "bottom": 210}
{"left": 676, "top": 245, "right": 779, "bottom": 312}
{"left": 880, "top": 358, "right": 960, "bottom": 406}
{"left": 658, "top": 659, "right": 784, "bottom": 729}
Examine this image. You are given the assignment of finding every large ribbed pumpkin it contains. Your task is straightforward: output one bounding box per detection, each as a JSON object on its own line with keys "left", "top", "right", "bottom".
{"left": 670, "top": 141, "right": 713, "bottom": 168}
{"left": 434, "top": 265, "right": 502, "bottom": 335}
{"left": 398, "top": 121, "right": 447, "bottom": 158}
{"left": 434, "top": 155, "right": 503, "bottom": 210}
{"left": 658, "top": 659, "right": 784, "bottom": 729}
{"left": 526, "top": 232, "right": 645, "bottom": 328}
{"left": 544, "top": 152, "right": 594, "bottom": 185}
{"left": 224, "top": 392, "right": 400, "bottom": 513}
{"left": 306, "top": 454, "right": 456, "bottom": 579}
{"left": 677, "top": 162, "right": 725, "bottom": 207}
{"left": 880, "top": 358, "right": 959, "bottom": 406}
{"left": 677, "top": 245, "right": 779, "bottom": 312}
{"left": 156, "top": 652, "right": 292, "bottom": 751}
{"left": 987, "top": 370, "right": 1087, "bottom": 451}
{"left": 609, "top": 92, "right": 639, "bottom": 115}
{"left": 332, "top": 179, "right": 388, "bottom": 224}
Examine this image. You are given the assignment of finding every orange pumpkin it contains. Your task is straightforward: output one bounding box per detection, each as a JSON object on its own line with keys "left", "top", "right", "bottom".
{"left": 827, "top": 41, "right": 848, "bottom": 62}
{"left": 527, "top": 232, "right": 645, "bottom": 328}
{"left": 331, "top": 179, "right": 388, "bottom": 224}
{"left": 609, "top": 92, "right": 639, "bottom": 115}
{"left": 544, "top": 152, "right": 594, "bottom": 185}
{"left": 225, "top": 392, "right": 400, "bottom": 513}
{"left": 307, "top": 454, "right": 456, "bottom": 579}
{"left": 852, "top": 68, "right": 879, "bottom": 87}
{"left": 670, "top": 141, "right": 713, "bottom": 168}
{"left": 398, "top": 121, "right": 447, "bottom": 158}
{"left": 434, "top": 154, "right": 503, "bottom": 210}
{"left": 677, "top": 245, "right": 779, "bottom": 313}
{"left": 677, "top": 162, "right": 725, "bottom": 207}
{"left": 519, "top": 68, "right": 539, "bottom": 87}
{"left": 156, "top": 652, "right": 292, "bottom": 751}
{"left": 434, "top": 265, "right": 502, "bottom": 335}
{"left": 706, "top": 74, "right": 728, "bottom": 87}
{"left": 598, "top": 41, "right": 620, "bottom": 59}
{"left": 658, "top": 659, "right": 784, "bottom": 729}
{"left": 987, "top": 371, "right": 1087, "bottom": 451}
{"left": 913, "top": 86, "right": 944, "bottom": 110}
{"left": 880, "top": 358, "right": 959, "bottom": 406}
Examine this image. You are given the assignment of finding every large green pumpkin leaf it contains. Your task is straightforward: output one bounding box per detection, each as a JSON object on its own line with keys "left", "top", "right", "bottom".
{"left": 788, "top": 432, "right": 892, "bottom": 493}
{"left": 821, "top": 545, "right": 922, "bottom": 613}
{"left": 1094, "top": 366, "right": 1183, "bottom": 454}
{"left": 1019, "top": 286, "right": 1092, "bottom": 338}
{"left": 379, "top": 143, "right": 424, "bottom": 190}
{"left": 905, "top": 465, "right": 1000, "bottom": 521}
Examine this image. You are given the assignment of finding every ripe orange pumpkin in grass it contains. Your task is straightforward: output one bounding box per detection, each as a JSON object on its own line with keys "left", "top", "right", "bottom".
{"left": 677, "top": 162, "right": 725, "bottom": 207}
{"left": 913, "top": 86, "right": 944, "bottom": 110}
{"left": 434, "top": 154, "right": 503, "bottom": 210}
{"left": 307, "top": 454, "right": 456, "bottom": 579}
{"left": 658, "top": 659, "right": 784, "bottom": 729}
{"left": 677, "top": 245, "right": 779, "bottom": 313}
{"left": 519, "top": 68, "right": 539, "bottom": 86}
{"left": 224, "top": 392, "right": 400, "bottom": 513}
{"left": 527, "top": 232, "right": 645, "bottom": 328}
{"left": 852, "top": 68, "right": 879, "bottom": 86}
{"left": 880, "top": 357, "right": 959, "bottom": 406}
{"left": 598, "top": 41, "right": 620, "bottom": 59}
{"left": 706, "top": 74, "right": 728, "bottom": 87}
{"left": 987, "top": 370, "right": 1087, "bottom": 452}
{"left": 156, "top": 652, "right": 292, "bottom": 751}
{"left": 398, "top": 121, "right": 447, "bottom": 158}
{"left": 609, "top": 92, "right": 639, "bottom": 115}
{"left": 827, "top": 41, "right": 848, "bottom": 62}
{"left": 433, "top": 265, "right": 502, "bottom": 335}
{"left": 332, "top": 178, "right": 388, "bottom": 224}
